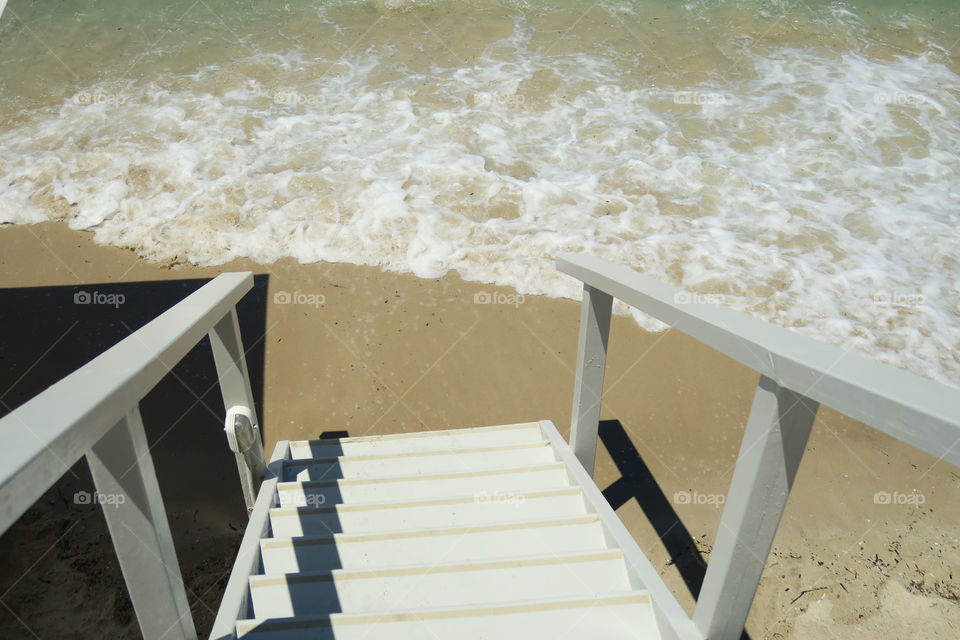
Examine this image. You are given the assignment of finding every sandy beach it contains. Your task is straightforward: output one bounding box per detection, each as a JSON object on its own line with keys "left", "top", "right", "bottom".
{"left": 0, "top": 221, "right": 957, "bottom": 639}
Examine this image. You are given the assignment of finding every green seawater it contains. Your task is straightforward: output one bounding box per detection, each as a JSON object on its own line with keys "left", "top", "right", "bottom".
{"left": 1, "top": 0, "right": 958, "bottom": 117}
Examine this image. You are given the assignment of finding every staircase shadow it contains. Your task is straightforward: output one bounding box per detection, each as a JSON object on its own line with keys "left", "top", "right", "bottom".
{"left": 218, "top": 444, "right": 349, "bottom": 633}
{"left": 271, "top": 438, "right": 348, "bottom": 618}
{"left": 241, "top": 619, "right": 338, "bottom": 638}
{"left": 598, "top": 419, "right": 751, "bottom": 640}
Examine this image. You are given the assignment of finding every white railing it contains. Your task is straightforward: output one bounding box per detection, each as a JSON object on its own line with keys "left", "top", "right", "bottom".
{"left": 558, "top": 254, "right": 960, "bottom": 640}
{"left": 0, "top": 272, "right": 265, "bottom": 640}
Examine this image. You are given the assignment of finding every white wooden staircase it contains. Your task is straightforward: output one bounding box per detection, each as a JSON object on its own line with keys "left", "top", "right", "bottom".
{"left": 214, "top": 421, "right": 696, "bottom": 640}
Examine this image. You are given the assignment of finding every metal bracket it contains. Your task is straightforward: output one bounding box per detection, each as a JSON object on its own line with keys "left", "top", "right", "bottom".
{"left": 224, "top": 405, "right": 257, "bottom": 454}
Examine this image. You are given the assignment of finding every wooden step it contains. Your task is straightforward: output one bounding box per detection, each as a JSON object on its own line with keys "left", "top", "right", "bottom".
{"left": 282, "top": 442, "right": 557, "bottom": 482}
{"left": 249, "top": 549, "right": 630, "bottom": 618}
{"left": 235, "top": 592, "right": 661, "bottom": 639}
{"left": 287, "top": 423, "right": 545, "bottom": 459}
{"left": 268, "top": 488, "right": 586, "bottom": 537}
{"left": 260, "top": 514, "right": 607, "bottom": 573}
{"left": 217, "top": 424, "right": 669, "bottom": 640}
{"left": 275, "top": 463, "right": 569, "bottom": 508}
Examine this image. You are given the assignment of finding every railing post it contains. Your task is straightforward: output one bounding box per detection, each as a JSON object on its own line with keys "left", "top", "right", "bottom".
{"left": 87, "top": 407, "right": 197, "bottom": 640}
{"left": 693, "top": 375, "right": 818, "bottom": 640}
{"left": 209, "top": 306, "right": 266, "bottom": 514}
{"left": 569, "top": 283, "right": 613, "bottom": 475}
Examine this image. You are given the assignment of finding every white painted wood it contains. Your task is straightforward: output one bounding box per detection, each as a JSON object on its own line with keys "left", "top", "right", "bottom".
{"left": 210, "top": 441, "right": 291, "bottom": 640}
{"left": 288, "top": 422, "right": 545, "bottom": 459}
{"left": 215, "top": 426, "right": 669, "bottom": 638}
{"left": 569, "top": 284, "right": 613, "bottom": 475}
{"left": 268, "top": 488, "right": 586, "bottom": 537}
{"left": 693, "top": 376, "right": 817, "bottom": 640}
{"left": 557, "top": 254, "right": 960, "bottom": 468}
{"left": 210, "top": 308, "right": 266, "bottom": 513}
{"left": 285, "top": 442, "right": 557, "bottom": 482}
{"left": 87, "top": 408, "right": 196, "bottom": 640}
{"left": 235, "top": 592, "right": 661, "bottom": 640}
{"left": 260, "top": 515, "right": 607, "bottom": 573}
{"left": 250, "top": 550, "right": 630, "bottom": 618}
{"left": 275, "top": 463, "right": 569, "bottom": 507}
{"left": 267, "top": 440, "right": 289, "bottom": 481}
{"left": 210, "top": 479, "right": 277, "bottom": 640}
{"left": 538, "top": 420, "right": 703, "bottom": 640}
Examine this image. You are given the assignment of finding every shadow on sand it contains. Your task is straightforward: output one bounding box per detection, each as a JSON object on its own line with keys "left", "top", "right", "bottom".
{"left": 599, "top": 418, "right": 751, "bottom": 640}
{"left": 0, "top": 274, "right": 269, "bottom": 636}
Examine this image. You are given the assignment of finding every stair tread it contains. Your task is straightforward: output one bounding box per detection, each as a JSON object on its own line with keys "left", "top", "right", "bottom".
{"left": 269, "top": 486, "right": 581, "bottom": 515}
{"left": 251, "top": 548, "right": 625, "bottom": 583}
{"left": 275, "top": 463, "right": 569, "bottom": 507}
{"left": 248, "top": 548, "right": 631, "bottom": 618}
{"left": 236, "top": 591, "right": 660, "bottom": 639}
{"left": 268, "top": 487, "right": 586, "bottom": 537}
{"left": 288, "top": 423, "right": 545, "bottom": 459}
{"left": 283, "top": 441, "right": 557, "bottom": 482}
{"left": 285, "top": 441, "right": 553, "bottom": 466}
{"left": 292, "top": 422, "right": 542, "bottom": 446}
{"left": 262, "top": 513, "right": 602, "bottom": 547}
{"left": 276, "top": 462, "right": 567, "bottom": 490}
{"left": 259, "top": 514, "right": 607, "bottom": 573}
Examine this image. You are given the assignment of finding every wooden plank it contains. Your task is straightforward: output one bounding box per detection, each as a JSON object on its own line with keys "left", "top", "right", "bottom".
{"left": 569, "top": 284, "right": 613, "bottom": 475}
{"left": 692, "top": 376, "right": 817, "bottom": 639}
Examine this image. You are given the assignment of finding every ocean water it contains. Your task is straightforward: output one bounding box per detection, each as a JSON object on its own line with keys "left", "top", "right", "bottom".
{"left": 1, "top": 0, "right": 959, "bottom": 385}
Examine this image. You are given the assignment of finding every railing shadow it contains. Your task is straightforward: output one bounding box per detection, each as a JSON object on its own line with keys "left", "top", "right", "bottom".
{"left": 0, "top": 274, "right": 269, "bottom": 636}
{"left": 1, "top": 275, "right": 268, "bottom": 515}
{"left": 598, "top": 419, "right": 751, "bottom": 640}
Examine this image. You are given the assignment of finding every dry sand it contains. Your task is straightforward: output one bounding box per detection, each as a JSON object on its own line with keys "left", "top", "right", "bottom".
{"left": 0, "top": 221, "right": 957, "bottom": 639}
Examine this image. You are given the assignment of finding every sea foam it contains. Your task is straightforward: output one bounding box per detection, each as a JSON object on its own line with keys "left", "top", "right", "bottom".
{"left": 1, "top": 23, "right": 958, "bottom": 385}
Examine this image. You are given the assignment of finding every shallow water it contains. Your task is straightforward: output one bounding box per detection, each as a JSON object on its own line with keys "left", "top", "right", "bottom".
{"left": 1, "top": 0, "right": 959, "bottom": 384}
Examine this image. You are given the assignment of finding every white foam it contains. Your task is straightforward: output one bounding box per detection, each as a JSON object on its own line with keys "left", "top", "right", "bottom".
{"left": 1, "top": 22, "right": 959, "bottom": 386}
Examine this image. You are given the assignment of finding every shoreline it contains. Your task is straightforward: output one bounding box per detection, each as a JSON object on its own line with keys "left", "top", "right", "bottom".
{"left": 1, "top": 220, "right": 958, "bottom": 638}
